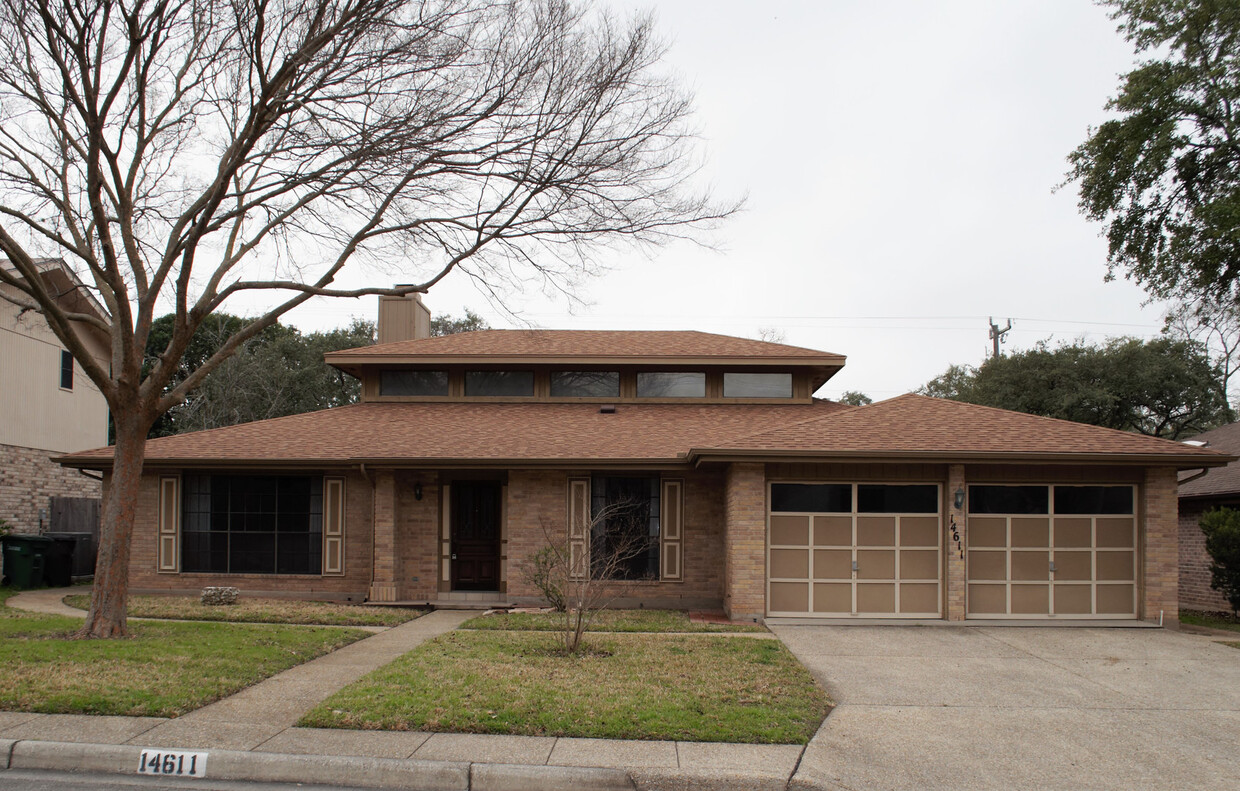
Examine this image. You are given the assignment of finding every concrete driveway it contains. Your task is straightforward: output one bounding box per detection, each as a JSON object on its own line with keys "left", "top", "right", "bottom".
{"left": 771, "top": 625, "right": 1240, "bottom": 791}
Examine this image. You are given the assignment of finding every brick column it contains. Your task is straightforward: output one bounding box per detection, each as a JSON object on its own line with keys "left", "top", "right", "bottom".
{"left": 724, "top": 462, "right": 766, "bottom": 621}
{"left": 1142, "top": 466, "right": 1179, "bottom": 625}
{"left": 369, "top": 470, "right": 398, "bottom": 602}
{"left": 945, "top": 464, "right": 967, "bottom": 621}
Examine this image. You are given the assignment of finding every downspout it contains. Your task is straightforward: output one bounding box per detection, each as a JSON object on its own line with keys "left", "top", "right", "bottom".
{"left": 360, "top": 463, "right": 374, "bottom": 601}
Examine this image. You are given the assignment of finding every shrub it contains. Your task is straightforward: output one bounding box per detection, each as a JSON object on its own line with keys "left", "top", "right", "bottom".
{"left": 1199, "top": 508, "right": 1240, "bottom": 616}
{"left": 520, "top": 546, "right": 567, "bottom": 612}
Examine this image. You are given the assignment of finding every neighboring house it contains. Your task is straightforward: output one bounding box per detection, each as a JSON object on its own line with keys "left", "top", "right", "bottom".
{"left": 1177, "top": 423, "right": 1240, "bottom": 612}
{"left": 1, "top": 259, "right": 110, "bottom": 531}
{"left": 57, "top": 294, "right": 1230, "bottom": 623}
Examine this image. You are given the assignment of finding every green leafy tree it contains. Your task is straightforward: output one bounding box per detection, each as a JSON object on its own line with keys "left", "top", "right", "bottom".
{"left": 838, "top": 391, "right": 873, "bottom": 406}
{"left": 1198, "top": 507, "right": 1240, "bottom": 615}
{"left": 1067, "top": 0, "right": 1240, "bottom": 303}
{"left": 918, "top": 337, "right": 1231, "bottom": 439}
{"left": 430, "top": 309, "right": 490, "bottom": 337}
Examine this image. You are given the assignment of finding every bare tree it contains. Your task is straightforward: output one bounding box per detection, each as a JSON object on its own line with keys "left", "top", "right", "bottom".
{"left": 522, "top": 500, "right": 653, "bottom": 654}
{"left": 0, "top": 0, "right": 732, "bottom": 637}
{"left": 1163, "top": 298, "right": 1240, "bottom": 410}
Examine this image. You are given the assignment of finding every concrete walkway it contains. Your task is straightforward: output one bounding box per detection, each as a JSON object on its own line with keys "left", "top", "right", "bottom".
{"left": 774, "top": 624, "right": 1240, "bottom": 791}
{"left": 6, "top": 587, "right": 83, "bottom": 618}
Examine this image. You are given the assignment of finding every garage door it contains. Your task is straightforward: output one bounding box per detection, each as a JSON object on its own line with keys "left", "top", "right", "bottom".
{"left": 767, "top": 483, "right": 942, "bottom": 617}
{"left": 966, "top": 485, "right": 1137, "bottom": 619}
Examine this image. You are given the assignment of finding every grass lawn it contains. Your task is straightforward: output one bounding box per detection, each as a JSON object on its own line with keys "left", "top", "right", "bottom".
{"left": 301, "top": 630, "right": 830, "bottom": 743}
{"left": 1179, "top": 609, "right": 1240, "bottom": 633}
{"left": 63, "top": 593, "right": 424, "bottom": 627}
{"left": 1225, "top": 642, "right": 1240, "bottom": 650}
{"left": 1, "top": 589, "right": 368, "bottom": 717}
{"left": 461, "top": 608, "right": 766, "bottom": 633}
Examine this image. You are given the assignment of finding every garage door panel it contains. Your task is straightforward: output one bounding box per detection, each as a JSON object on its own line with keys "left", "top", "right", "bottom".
{"left": 1054, "top": 584, "right": 1092, "bottom": 615}
{"left": 965, "top": 484, "right": 1137, "bottom": 619}
{"left": 968, "top": 550, "right": 1007, "bottom": 581}
{"left": 1054, "top": 551, "right": 1092, "bottom": 581}
{"left": 1097, "top": 584, "right": 1135, "bottom": 614}
{"left": 1096, "top": 551, "right": 1133, "bottom": 581}
{"left": 900, "top": 549, "right": 939, "bottom": 580}
{"left": 770, "top": 582, "right": 808, "bottom": 613}
{"left": 968, "top": 518, "right": 1007, "bottom": 547}
{"left": 813, "top": 549, "right": 851, "bottom": 579}
{"left": 813, "top": 516, "right": 851, "bottom": 547}
{"left": 1011, "top": 585, "right": 1049, "bottom": 614}
{"left": 1053, "top": 518, "right": 1092, "bottom": 547}
{"left": 856, "top": 517, "right": 895, "bottom": 546}
{"left": 857, "top": 583, "right": 895, "bottom": 613}
{"left": 1096, "top": 518, "right": 1135, "bottom": 548}
{"left": 813, "top": 582, "right": 851, "bottom": 613}
{"left": 901, "top": 517, "right": 939, "bottom": 546}
{"left": 857, "top": 549, "right": 895, "bottom": 579}
{"left": 968, "top": 584, "right": 1006, "bottom": 614}
{"left": 770, "top": 548, "right": 808, "bottom": 579}
{"left": 770, "top": 515, "right": 810, "bottom": 546}
{"left": 900, "top": 583, "right": 939, "bottom": 613}
{"left": 1011, "top": 517, "right": 1050, "bottom": 547}
{"left": 1011, "top": 551, "right": 1050, "bottom": 581}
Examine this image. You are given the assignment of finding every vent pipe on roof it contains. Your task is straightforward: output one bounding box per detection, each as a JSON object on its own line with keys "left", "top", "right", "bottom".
{"left": 377, "top": 287, "right": 430, "bottom": 344}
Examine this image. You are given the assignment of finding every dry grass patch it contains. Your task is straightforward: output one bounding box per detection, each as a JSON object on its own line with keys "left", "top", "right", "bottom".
{"left": 461, "top": 609, "right": 766, "bottom": 633}
{"left": 301, "top": 630, "right": 829, "bottom": 743}
{"left": 64, "top": 594, "right": 423, "bottom": 627}
{"left": 1180, "top": 609, "right": 1240, "bottom": 634}
{"left": 1, "top": 589, "right": 367, "bottom": 716}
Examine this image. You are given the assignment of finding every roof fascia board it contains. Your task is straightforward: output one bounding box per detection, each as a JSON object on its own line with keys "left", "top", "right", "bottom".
{"left": 688, "top": 448, "right": 1236, "bottom": 468}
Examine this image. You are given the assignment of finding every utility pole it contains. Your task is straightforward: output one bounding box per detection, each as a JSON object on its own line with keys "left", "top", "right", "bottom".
{"left": 988, "top": 317, "right": 1012, "bottom": 358}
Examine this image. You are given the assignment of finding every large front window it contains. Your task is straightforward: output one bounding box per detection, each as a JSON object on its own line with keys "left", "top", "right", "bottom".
{"left": 591, "top": 475, "right": 660, "bottom": 579}
{"left": 182, "top": 475, "right": 323, "bottom": 574}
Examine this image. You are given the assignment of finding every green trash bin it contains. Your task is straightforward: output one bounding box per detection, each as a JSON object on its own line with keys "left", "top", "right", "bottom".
{"left": 1, "top": 534, "right": 53, "bottom": 589}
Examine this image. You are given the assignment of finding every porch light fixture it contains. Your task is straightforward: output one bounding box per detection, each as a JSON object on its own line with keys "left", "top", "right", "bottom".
{"left": 414, "top": 482, "right": 423, "bottom": 501}
{"left": 953, "top": 487, "right": 965, "bottom": 510}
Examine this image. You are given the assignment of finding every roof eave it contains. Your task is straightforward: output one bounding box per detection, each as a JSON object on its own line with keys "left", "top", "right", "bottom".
{"left": 687, "top": 448, "right": 1237, "bottom": 469}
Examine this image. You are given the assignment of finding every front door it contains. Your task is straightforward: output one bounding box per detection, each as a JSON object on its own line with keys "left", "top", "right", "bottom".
{"left": 451, "top": 481, "right": 501, "bottom": 590}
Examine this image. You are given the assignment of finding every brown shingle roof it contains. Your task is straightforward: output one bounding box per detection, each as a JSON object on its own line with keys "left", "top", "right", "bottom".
{"left": 1178, "top": 422, "right": 1240, "bottom": 498}
{"left": 57, "top": 394, "right": 1229, "bottom": 469}
{"left": 326, "top": 329, "right": 845, "bottom": 362}
{"left": 696, "top": 394, "right": 1232, "bottom": 463}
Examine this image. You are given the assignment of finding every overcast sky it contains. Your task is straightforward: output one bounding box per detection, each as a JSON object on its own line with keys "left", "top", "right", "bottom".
{"left": 280, "top": 0, "right": 1163, "bottom": 401}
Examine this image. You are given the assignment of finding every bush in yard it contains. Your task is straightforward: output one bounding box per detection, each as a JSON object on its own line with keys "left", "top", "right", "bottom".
{"left": 1199, "top": 508, "right": 1240, "bottom": 616}
{"left": 520, "top": 546, "right": 567, "bottom": 613}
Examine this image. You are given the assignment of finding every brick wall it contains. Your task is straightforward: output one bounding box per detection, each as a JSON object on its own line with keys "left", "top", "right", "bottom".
{"left": 724, "top": 462, "right": 766, "bottom": 620}
{"left": 395, "top": 471, "right": 440, "bottom": 601}
{"left": 945, "top": 464, "right": 966, "bottom": 621}
{"left": 128, "top": 470, "right": 374, "bottom": 601}
{"left": 1178, "top": 498, "right": 1233, "bottom": 612}
{"left": 504, "top": 468, "right": 726, "bottom": 609}
{"left": 0, "top": 443, "right": 99, "bottom": 531}
{"left": 1142, "top": 466, "right": 1179, "bottom": 623}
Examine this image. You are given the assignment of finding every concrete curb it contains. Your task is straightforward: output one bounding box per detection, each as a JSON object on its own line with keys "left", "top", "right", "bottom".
{"left": 2, "top": 739, "right": 789, "bottom": 790}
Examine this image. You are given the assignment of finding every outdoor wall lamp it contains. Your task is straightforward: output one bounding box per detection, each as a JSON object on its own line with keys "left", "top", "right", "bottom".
{"left": 953, "top": 487, "right": 965, "bottom": 510}
{"left": 414, "top": 482, "right": 423, "bottom": 501}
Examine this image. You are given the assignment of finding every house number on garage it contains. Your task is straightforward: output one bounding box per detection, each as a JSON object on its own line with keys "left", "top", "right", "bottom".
{"left": 950, "top": 517, "right": 963, "bottom": 558}
{"left": 136, "top": 749, "right": 208, "bottom": 777}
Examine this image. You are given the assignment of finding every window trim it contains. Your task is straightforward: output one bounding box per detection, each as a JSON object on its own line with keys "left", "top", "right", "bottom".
{"left": 59, "top": 349, "right": 74, "bottom": 391}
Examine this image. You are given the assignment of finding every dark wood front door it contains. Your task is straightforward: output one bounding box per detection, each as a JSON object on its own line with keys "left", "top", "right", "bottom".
{"left": 451, "top": 481, "right": 501, "bottom": 591}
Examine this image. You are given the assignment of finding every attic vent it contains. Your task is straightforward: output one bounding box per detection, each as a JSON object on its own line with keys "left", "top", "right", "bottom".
{"left": 599, "top": 404, "right": 616, "bottom": 414}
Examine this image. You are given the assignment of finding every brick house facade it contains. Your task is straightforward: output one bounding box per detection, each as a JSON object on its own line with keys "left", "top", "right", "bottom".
{"left": 1177, "top": 422, "right": 1240, "bottom": 612}
{"left": 59, "top": 307, "right": 1229, "bottom": 624}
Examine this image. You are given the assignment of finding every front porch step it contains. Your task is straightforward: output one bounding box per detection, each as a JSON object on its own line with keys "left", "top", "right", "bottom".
{"left": 431, "top": 591, "right": 513, "bottom": 610}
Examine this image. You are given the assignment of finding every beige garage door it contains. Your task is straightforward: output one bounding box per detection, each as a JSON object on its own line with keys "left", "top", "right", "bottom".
{"left": 966, "top": 485, "right": 1137, "bottom": 619}
{"left": 768, "top": 483, "right": 942, "bottom": 617}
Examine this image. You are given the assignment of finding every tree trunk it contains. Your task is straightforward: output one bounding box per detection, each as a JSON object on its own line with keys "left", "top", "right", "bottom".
{"left": 77, "top": 419, "right": 148, "bottom": 639}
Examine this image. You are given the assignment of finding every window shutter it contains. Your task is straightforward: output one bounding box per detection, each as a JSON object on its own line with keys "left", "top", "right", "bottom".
{"left": 322, "top": 476, "right": 346, "bottom": 576}
{"left": 157, "top": 476, "right": 180, "bottom": 573}
{"left": 568, "top": 477, "right": 590, "bottom": 579}
{"left": 661, "top": 479, "right": 683, "bottom": 581}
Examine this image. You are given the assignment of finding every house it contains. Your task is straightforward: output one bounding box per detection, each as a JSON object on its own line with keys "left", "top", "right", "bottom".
{"left": 1, "top": 259, "right": 110, "bottom": 531}
{"left": 1177, "top": 422, "right": 1240, "bottom": 612}
{"left": 56, "top": 294, "right": 1230, "bottom": 623}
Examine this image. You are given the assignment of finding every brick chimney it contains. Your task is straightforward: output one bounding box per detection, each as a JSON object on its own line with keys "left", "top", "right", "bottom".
{"left": 377, "top": 288, "right": 431, "bottom": 344}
